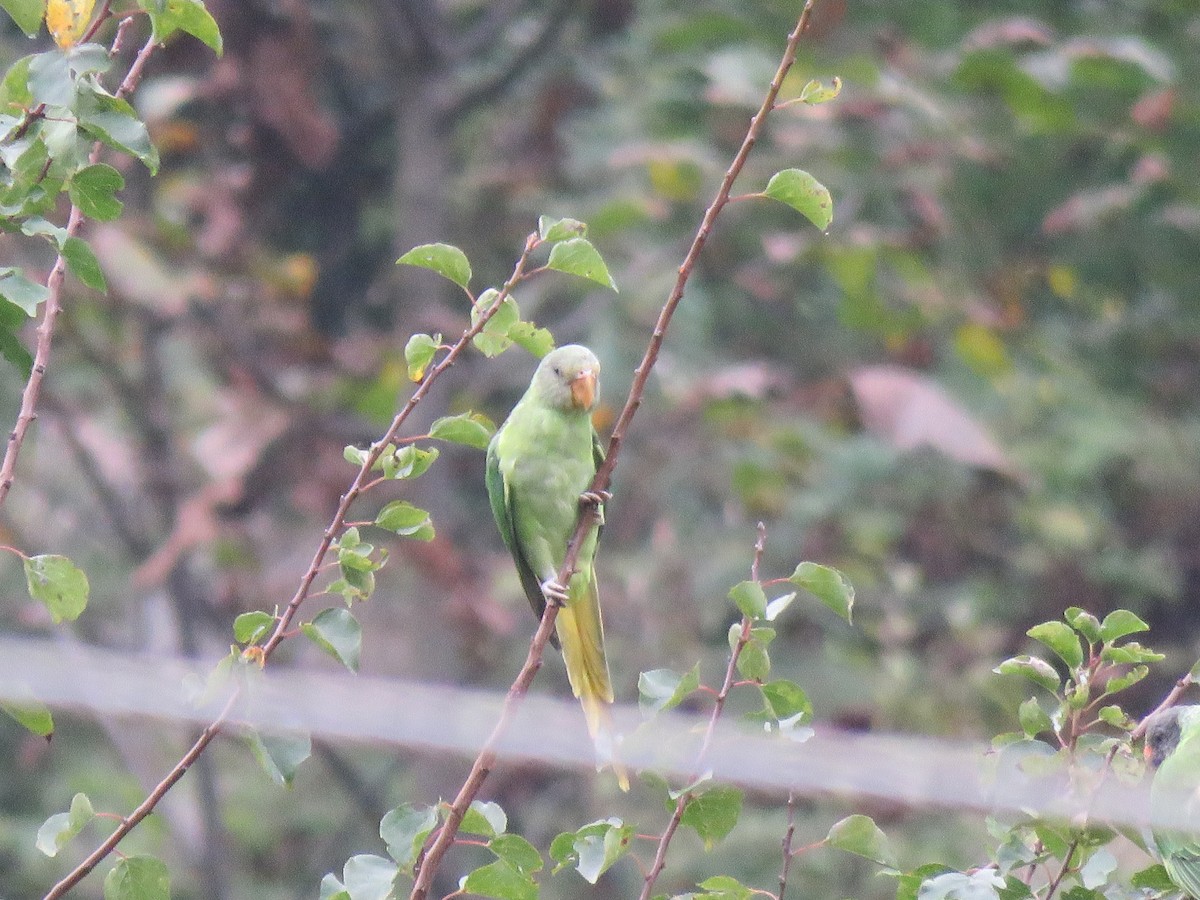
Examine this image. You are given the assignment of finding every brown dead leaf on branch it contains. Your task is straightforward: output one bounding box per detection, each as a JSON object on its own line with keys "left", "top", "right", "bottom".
{"left": 848, "top": 364, "right": 1024, "bottom": 483}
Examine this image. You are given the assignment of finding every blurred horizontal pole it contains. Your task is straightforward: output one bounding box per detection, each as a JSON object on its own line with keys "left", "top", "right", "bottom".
{"left": 0, "top": 634, "right": 1171, "bottom": 831}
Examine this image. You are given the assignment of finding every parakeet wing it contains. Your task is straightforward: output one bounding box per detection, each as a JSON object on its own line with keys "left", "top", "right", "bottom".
{"left": 485, "top": 436, "right": 559, "bottom": 637}
{"left": 1153, "top": 709, "right": 1200, "bottom": 898}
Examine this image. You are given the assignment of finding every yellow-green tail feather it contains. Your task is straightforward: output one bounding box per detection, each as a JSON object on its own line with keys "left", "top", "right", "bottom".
{"left": 556, "top": 579, "right": 630, "bottom": 791}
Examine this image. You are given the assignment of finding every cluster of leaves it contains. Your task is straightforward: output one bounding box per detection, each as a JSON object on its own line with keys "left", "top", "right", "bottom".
{"left": 0, "top": 0, "right": 219, "bottom": 369}
{"left": 317, "top": 541, "right": 866, "bottom": 900}
{"left": 0, "top": 1, "right": 218, "bottom": 737}
{"left": 835, "top": 609, "right": 1184, "bottom": 900}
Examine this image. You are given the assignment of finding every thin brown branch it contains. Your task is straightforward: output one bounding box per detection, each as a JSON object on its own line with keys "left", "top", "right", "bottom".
{"left": 408, "top": 1, "right": 820, "bottom": 892}
{"left": 638, "top": 524, "right": 767, "bottom": 900}
{"left": 409, "top": 595, "right": 565, "bottom": 899}
{"left": 0, "top": 30, "right": 158, "bottom": 510}
{"left": 43, "top": 692, "right": 238, "bottom": 900}
{"left": 43, "top": 235, "right": 539, "bottom": 899}
{"left": 778, "top": 791, "right": 799, "bottom": 900}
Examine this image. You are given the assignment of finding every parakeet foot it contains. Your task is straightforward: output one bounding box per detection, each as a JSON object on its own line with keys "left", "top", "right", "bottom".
{"left": 540, "top": 578, "right": 570, "bottom": 607}
{"left": 579, "top": 489, "right": 611, "bottom": 506}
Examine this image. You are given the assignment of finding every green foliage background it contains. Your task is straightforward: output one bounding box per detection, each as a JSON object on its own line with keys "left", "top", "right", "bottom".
{"left": 3, "top": 0, "right": 1200, "bottom": 897}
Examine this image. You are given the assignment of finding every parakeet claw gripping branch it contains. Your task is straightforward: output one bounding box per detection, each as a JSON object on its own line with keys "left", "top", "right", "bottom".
{"left": 486, "top": 344, "right": 629, "bottom": 790}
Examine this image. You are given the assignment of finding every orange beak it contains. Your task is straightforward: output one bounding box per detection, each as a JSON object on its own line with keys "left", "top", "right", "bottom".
{"left": 570, "top": 370, "right": 597, "bottom": 410}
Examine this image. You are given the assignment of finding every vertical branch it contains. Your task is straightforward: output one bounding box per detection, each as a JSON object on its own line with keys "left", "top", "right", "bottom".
{"left": 638, "top": 524, "right": 766, "bottom": 900}
{"left": 409, "top": 2, "right": 820, "bottom": 893}
{"left": 0, "top": 30, "right": 159, "bottom": 508}
{"left": 778, "top": 791, "right": 799, "bottom": 900}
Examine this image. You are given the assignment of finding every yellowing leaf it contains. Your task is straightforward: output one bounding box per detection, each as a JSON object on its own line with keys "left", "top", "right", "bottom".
{"left": 46, "top": 0, "right": 96, "bottom": 48}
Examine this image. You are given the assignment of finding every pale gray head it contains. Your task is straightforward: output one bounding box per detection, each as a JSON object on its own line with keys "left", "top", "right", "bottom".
{"left": 1144, "top": 706, "right": 1200, "bottom": 768}
{"left": 531, "top": 344, "right": 601, "bottom": 412}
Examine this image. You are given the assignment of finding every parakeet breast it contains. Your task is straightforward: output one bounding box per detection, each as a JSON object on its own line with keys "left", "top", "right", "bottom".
{"left": 496, "top": 402, "right": 597, "bottom": 560}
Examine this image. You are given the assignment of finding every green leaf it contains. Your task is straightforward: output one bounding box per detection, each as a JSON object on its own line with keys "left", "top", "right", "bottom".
{"left": 696, "top": 875, "right": 752, "bottom": 899}
{"left": 0, "top": 268, "right": 50, "bottom": 314}
{"left": 1131, "top": 864, "right": 1175, "bottom": 891}
{"left": 461, "top": 860, "right": 537, "bottom": 900}
{"left": 233, "top": 611, "right": 275, "bottom": 644}
{"left": 471, "top": 292, "right": 520, "bottom": 357}
{"left": 826, "top": 814, "right": 896, "bottom": 867}
{"left": 764, "top": 591, "right": 796, "bottom": 621}
{"left": 538, "top": 215, "right": 588, "bottom": 243}
{"left": 1100, "top": 642, "right": 1163, "bottom": 665}
{"left": 429, "top": 412, "right": 495, "bottom": 449}
{"left": 1018, "top": 698, "right": 1052, "bottom": 738}
{"left": 1102, "top": 665, "right": 1148, "bottom": 696}
{"left": 24, "top": 554, "right": 89, "bottom": 623}
{"left": 1097, "top": 705, "right": 1132, "bottom": 728}
{"left": 550, "top": 818, "right": 632, "bottom": 884}
{"left": 763, "top": 168, "right": 834, "bottom": 231}
{"left": 1098, "top": 609, "right": 1149, "bottom": 643}
{"left": 0, "top": 0, "right": 43, "bottom": 36}
{"left": 1027, "top": 621, "right": 1084, "bottom": 669}
{"left": 761, "top": 679, "right": 812, "bottom": 723}
{"left": 340, "top": 854, "right": 398, "bottom": 900}
{"left": 735, "top": 636, "right": 770, "bottom": 682}
{"left": 27, "top": 52, "right": 74, "bottom": 108}
{"left": 36, "top": 793, "right": 94, "bottom": 857}
{"left": 1079, "top": 847, "right": 1116, "bottom": 890}
{"left": 318, "top": 873, "right": 350, "bottom": 900}
{"left": 0, "top": 318, "right": 33, "bottom": 375}
{"left": 139, "top": 0, "right": 223, "bottom": 54}
{"left": 301, "top": 608, "right": 362, "bottom": 672}
{"left": 917, "top": 870, "right": 1005, "bottom": 900}
{"left": 799, "top": 76, "right": 842, "bottom": 104}
{"left": 374, "top": 501, "right": 435, "bottom": 541}
{"left": 680, "top": 786, "right": 742, "bottom": 850}
{"left": 994, "top": 655, "right": 1060, "bottom": 692}
{"left": 787, "top": 562, "right": 854, "bottom": 623}
{"left": 1064, "top": 607, "right": 1102, "bottom": 644}
{"left": 507, "top": 320, "right": 555, "bottom": 358}
{"left": 76, "top": 89, "right": 159, "bottom": 173}
{"left": 380, "top": 803, "right": 438, "bottom": 872}
{"left": 248, "top": 729, "right": 311, "bottom": 787}
{"left": 461, "top": 800, "right": 507, "bottom": 838}
{"left": 69, "top": 163, "right": 124, "bottom": 221}
{"left": 1, "top": 698, "right": 54, "bottom": 736}
{"left": 546, "top": 237, "right": 618, "bottom": 290}
{"left": 380, "top": 445, "right": 439, "bottom": 480}
{"left": 62, "top": 236, "right": 107, "bottom": 291}
{"left": 404, "top": 332, "right": 438, "bottom": 381}
{"left": 103, "top": 855, "right": 171, "bottom": 900}
{"left": 489, "top": 834, "right": 543, "bottom": 875}
{"left": 638, "top": 664, "right": 701, "bottom": 715}
{"left": 728, "top": 580, "right": 767, "bottom": 619}
{"left": 397, "top": 242, "right": 472, "bottom": 289}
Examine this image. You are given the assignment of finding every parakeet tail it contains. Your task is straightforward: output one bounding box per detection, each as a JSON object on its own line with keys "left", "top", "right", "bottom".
{"left": 556, "top": 584, "right": 630, "bottom": 791}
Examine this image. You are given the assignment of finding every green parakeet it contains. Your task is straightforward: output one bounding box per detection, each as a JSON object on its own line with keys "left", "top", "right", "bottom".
{"left": 1145, "top": 705, "right": 1200, "bottom": 897}
{"left": 486, "top": 344, "right": 627, "bottom": 789}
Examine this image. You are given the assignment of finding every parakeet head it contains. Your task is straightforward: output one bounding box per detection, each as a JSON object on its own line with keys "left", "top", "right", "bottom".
{"left": 1145, "top": 706, "right": 1200, "bottom": 768}
{"left": 532, "top": 344, "right": 601, "bottom": 412}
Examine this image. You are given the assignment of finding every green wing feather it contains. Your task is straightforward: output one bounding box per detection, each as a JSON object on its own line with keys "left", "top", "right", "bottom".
{"left": 1153, "top": 708, "right": 1200, "bottom": 897}
{"left": 485, "top": 436, "right": 559, "bottom": 644}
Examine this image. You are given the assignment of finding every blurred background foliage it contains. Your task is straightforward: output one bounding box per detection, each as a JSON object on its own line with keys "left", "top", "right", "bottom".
{"left": 3, "top": 0, "right": 1200, "bottom": 897}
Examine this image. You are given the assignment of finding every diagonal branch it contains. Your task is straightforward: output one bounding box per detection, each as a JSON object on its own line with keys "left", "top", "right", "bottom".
{"left": 638, "top": 523, "right": 767, "bottom": 900}
{"left": 411, "top": 5, "right": 821, "bottom": 893}
{"left": 43, "top": 236, "right": 541, "bottom": 899}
